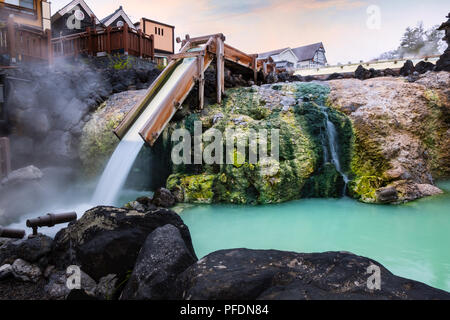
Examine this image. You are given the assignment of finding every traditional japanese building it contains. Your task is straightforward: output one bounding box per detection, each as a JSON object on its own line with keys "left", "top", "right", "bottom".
{"left": 51, "top": 0, "right": 99, "bottom": 37}
{"left": 100, "top": 6, "right": 135, "bottom": 31}
{"left": 258, "top": 42, "right": 327, "bottom": 71}
{"left": 135, "top": 17, "right": 175, "bottom": 65}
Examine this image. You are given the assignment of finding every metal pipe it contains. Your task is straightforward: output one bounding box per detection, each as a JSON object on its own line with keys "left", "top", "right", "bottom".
{"left": 26, "top": 212, "right": 77, "bottom": 236}
{"left": 0, "top": 227, "right": 25, "bottom": 239}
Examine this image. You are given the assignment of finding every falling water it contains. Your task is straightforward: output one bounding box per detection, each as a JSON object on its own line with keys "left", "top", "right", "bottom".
{"left": 91, "top": 56, "right": 198, "bottom": 206}
{"left": 320, "top": 107, "right": 349, "bottom": 196}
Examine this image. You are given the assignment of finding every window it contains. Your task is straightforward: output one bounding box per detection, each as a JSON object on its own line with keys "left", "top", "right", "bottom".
{"left": 155, "top": 27, "right": 157, "bottom": 34}
{"left": 161, "top": 28, "right": 164, "bottom": 36}
{"left": 5, "top": 0, "right": 35, "bottom": 10}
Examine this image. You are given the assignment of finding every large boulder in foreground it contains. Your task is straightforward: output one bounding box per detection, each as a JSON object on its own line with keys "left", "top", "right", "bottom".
{"left": 176, "top": 249, "right": 450, "bottom": 300}
{"left": 51, "top": 206, "right": 196, "bottom": 281}
{"left": 121, "top": 224, "right": 197, "bottom": 300}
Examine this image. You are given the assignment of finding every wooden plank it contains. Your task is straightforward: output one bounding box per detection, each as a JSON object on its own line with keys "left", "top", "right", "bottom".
{"left": 224, "top": 43, "right": 253, "bottom": 69}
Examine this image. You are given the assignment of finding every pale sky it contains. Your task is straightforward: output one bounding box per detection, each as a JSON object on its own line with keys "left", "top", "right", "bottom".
{"left": 49, "top": 0, "right": 449, "bottom": 64}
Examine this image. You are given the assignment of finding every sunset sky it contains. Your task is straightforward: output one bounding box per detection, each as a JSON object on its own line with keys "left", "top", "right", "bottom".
{"left": 50, "top": 0, "right": 449, "bottom": 64}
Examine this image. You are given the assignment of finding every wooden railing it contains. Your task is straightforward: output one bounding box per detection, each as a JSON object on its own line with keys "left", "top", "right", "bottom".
{"left": 0, "top": 18, "right": 51, "bottom": 65}
{"left": 52, "top": 25, "right": 155, "bottom": 59}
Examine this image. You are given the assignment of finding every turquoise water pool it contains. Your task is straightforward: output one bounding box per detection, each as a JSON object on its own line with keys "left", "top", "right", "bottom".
{"left": 180, "top": 181, "right": 450, "bottom": 292}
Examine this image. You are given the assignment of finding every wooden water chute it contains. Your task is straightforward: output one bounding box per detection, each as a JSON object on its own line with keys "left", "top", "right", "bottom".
{"left": 113, "top": 33, "right": 260, "bottom": 146}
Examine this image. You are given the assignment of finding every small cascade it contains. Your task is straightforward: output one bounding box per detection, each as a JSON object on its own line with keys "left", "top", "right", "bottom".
{"left": 320, "top": 106, "right": 349, "bottom": 196}
{"left": 92, "top": 56, "right": 199, "bottom": 206}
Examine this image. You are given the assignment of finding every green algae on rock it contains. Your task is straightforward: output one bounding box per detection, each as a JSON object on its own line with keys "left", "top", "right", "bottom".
{"left": 328, "top": 72, "right": 449, "bottom": 203}
{"left": 166, "top": 82, "right": 352, "bottom": 204}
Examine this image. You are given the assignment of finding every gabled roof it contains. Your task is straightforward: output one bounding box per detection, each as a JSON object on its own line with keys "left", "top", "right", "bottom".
{"left": 101, "top": 6, "right": 136, "bottom": 30}
{"left": 292, "top": 42, "right": 324, "bottom": 62}
{"left": 258, "top": 47, "right": 289, "bottom": 60}
{"left": 258, "top": 42, "right": 325, "bottom": 62}
{"left": 51, "top": 0, "right": 100, "bottom": 24}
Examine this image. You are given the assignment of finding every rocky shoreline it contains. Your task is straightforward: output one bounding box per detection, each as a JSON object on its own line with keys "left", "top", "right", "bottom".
{"left": 1, "top": 205, "right": 449, "bottom": 300}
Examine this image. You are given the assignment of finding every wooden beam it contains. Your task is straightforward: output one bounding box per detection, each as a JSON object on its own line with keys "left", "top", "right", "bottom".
{"left": 169, "top": 50, "right": 205, "bottom": 61}
{"left": 0, "top": 137, "right": 11, "bottom": 179}
{"left": 197, "top": 55, "right": 205, "bottom": 110}
{"left": 46, "top": 29, "right": 53, "bottom": 65}
{"left": 216, "top": 37, "right": 224, "bottom": 104}
{"left": 223, "top": 44, "right": 255, "bottom": 70}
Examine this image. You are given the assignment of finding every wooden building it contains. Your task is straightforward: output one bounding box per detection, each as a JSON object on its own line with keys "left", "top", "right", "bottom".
{"left": 258, "top": 42, "right": 327, "bottom": 72}
{"left": 101, "top": 6, "right": 135, "bottom": 31}
{"left": 135, "top": 17, "right": 174, "bottom": 65}
{"left": 51, "top": 0, "right": 99, "bottom": 37}
{"left": 0, "top": 0, "right": 51, "bottom": 31}
{"left": 0, "top": 0, "right": 52, "bottom": 64}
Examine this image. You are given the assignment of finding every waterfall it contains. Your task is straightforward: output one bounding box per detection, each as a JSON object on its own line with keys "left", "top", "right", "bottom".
{"left": 320, "top": 107, "right": 349, "bottom": 196}
{"left": 92, "top": 57, "right": 198, "bottom": 206}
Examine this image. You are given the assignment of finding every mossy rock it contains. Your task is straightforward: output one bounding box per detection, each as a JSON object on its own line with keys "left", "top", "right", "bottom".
{"left": 166, "top": 82, "right": 352, "bottom": 205}
{"left": 167, "top": 174, "right": 216, "bottom": 204}
{"left": 348, "top": 176, "right": 384, "bottom": 203}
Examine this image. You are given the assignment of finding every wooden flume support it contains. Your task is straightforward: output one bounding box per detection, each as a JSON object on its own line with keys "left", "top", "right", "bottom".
{"left": 0, "top": 137, "right": 11, "bottom": 178}
{"left": 114, "top": 33, "right": 261, "bottom": 146}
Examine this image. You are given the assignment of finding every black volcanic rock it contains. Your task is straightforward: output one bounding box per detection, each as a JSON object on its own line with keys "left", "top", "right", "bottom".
{"left": 121, "top": 224, "right": 197, "bottom": 300}
{"left": 415, "top": 61, "right": 435, "bottom": 74}
{"left": 436, "top": 51, "right": 450, "bottom": 72}
{"left": 400, "top": 60, "right": 415, "bottom": 76}
{"left": 355, "top": 65, "right": 372, "bottom": 80}
{"left": 152, "top": 188, "right": 176, "bottom": 208}
{"left": 175, "top": 249, "right": 450, "bottom": 300}
{"left": 51, "top": 206, "right": 196, "bottom": 281}
{"left": 0, "top": 235, "right": 53, "bottom": 266}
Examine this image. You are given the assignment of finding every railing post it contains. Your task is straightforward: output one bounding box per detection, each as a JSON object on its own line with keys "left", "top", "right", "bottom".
{"left": 138, "top": 29, "right": 143, "bottom": 58}
{"left": 106, "top": 26, "right": 112, "bottom": 54}
{"left": 123, "top": 24, "right": 129, "bottom": 55}
{"left": 150, "top": 34, "right": 154, "bottom": 61}
{"left": 92, "top": 27, "right": 98, "bottom": 56}
{"left": 87, "top": 27, "right": 92, "bottom": 55}
{"left": 6, "top": 16, "right": 16, "bottom": 64}
{"left": 0, "top": 137, "right": 11, "bottom": 179}
{"left": 252, "top": 54, "right": 257, "bottom": 82}
{"left": 46, "top": 29, "right": 53, "bottom": 65}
